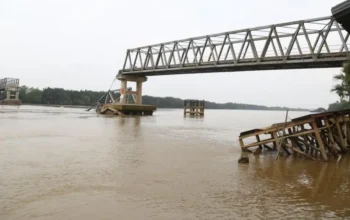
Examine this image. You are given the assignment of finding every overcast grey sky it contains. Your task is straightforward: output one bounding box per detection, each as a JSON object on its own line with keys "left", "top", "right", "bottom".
{"left": 0, "top": 0, "right": 346, "bottom": 109}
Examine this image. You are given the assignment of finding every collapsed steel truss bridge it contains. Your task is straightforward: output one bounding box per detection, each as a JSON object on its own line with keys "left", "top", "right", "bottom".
{"left": 119, "top": 16, "right": 350, "bottom": 76}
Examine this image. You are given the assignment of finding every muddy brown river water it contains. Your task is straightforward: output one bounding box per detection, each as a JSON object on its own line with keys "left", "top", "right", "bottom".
{"left": 1, "top": 106, "right": 350, "bottom": 219}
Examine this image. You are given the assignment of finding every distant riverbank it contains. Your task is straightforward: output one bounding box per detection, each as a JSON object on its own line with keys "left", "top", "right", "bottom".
{"left": 19, "top": 103, "right": 90, "bottom": 109}
{"left": 16, "top": 103, "right": 309, "bottom": 112}
{"left": 17, "top": 86, "right": 309, "bottom": 111}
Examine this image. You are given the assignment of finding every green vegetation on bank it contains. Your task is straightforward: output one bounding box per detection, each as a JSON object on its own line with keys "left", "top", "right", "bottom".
{"left": 328, "top": 101, "right": 350, "bottom": 111}
{"left": 143, "top": 95, "right": 307, "bottom": 111}
{"left": 19, "top": 86, "right": 106, "bottom": 105}
{"left": 18, "top": 86, "right": 307, "bottom": 111}
{"left": 329, "top": 62, "right": 350, "bottom": 111}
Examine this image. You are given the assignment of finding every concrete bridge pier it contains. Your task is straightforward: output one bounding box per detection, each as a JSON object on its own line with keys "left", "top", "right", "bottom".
{"left": 117, "top": 75, "right": 147, "bottom": 104}
{"left": 97, "top": 73, "right": 156, "bottom": 115}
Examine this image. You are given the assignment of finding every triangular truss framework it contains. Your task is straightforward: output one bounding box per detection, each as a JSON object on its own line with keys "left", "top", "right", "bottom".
{"left": 122, "top": 16, "right": 350, "bottom": 75}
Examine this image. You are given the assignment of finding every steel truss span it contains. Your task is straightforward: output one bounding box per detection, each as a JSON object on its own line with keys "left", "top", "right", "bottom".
{"left": 119, "top": 16, "right": 350, "bottom": 76}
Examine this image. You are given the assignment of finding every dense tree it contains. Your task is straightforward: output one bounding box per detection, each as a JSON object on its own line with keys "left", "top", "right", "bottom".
{"left": 328, "top": 101, "right": 350, "bottom": 111}
{"left": 331, "top": 62, "right": 350, "bottom": 101}
{"left": 19, "top": 86, "right": 42, "bottom": 104}
{"left": 140, "top": 95, "right": 305, "bottom": 111}
{"left": 328, "top": 63, "right": 350, "bottom": 111}
{"left": 20, "top": 86, "right": 105, "bottom": 106}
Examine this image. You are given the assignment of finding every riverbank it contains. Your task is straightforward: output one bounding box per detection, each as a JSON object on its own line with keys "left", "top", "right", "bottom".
{"left": 17, "top": 103, "right": 90, "bottom": 109}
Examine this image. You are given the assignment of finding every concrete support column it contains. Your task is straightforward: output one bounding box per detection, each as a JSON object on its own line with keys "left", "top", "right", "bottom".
{"left": 15, "top": 91, "right": 19, "bottom": 100}
{"left": 120, "top": 80, "right": 127, "bottom": 104}
{"left": 136, "top": 81, "right": 142, "bottom": 104}
{"left": 6, "top": 91, "right": 10, "bottom": 100}
{"left": 116, "top": 73, "right": 147, "bottom": 105}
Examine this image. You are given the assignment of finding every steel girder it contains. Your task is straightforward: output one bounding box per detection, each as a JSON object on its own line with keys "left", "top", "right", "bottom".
{"left": 119, "top": 16, "right": 350, "bottom": 76}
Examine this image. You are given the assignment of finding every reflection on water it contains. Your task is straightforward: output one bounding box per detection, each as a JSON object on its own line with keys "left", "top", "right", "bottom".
{"left": 0, "top": 105, "right": 350, "bottom": 219}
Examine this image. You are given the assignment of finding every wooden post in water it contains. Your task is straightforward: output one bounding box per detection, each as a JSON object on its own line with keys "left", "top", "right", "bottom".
{"left": 276, "top": 110, "right": 289, "bottom": 160}
{"left": 311, "top": 121, "right": 328, "bottom": 161}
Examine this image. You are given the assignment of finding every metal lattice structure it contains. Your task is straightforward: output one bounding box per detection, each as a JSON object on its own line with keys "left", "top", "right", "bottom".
{"left": 119, "top": 16, "right": 350, "bottom": 76}
{"left": 0, "top": 78, "right": 20, "bottom": 90}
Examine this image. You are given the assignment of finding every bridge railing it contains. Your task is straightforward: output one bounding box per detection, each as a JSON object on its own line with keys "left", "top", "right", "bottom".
{"left": 120, "top": 16, "right": 350, "bottom": 75}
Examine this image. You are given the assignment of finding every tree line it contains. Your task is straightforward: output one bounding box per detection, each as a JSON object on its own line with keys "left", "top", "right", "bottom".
{"left": 18, "top": 86, "right": 308, "bottom": 111}
{"left": 19, "top": 86, "right": 105, "bottom": 106}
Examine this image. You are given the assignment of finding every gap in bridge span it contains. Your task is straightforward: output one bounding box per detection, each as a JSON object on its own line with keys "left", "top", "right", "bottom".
{"left": 142, "top": 68, "right": 340, "bottom": 109}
